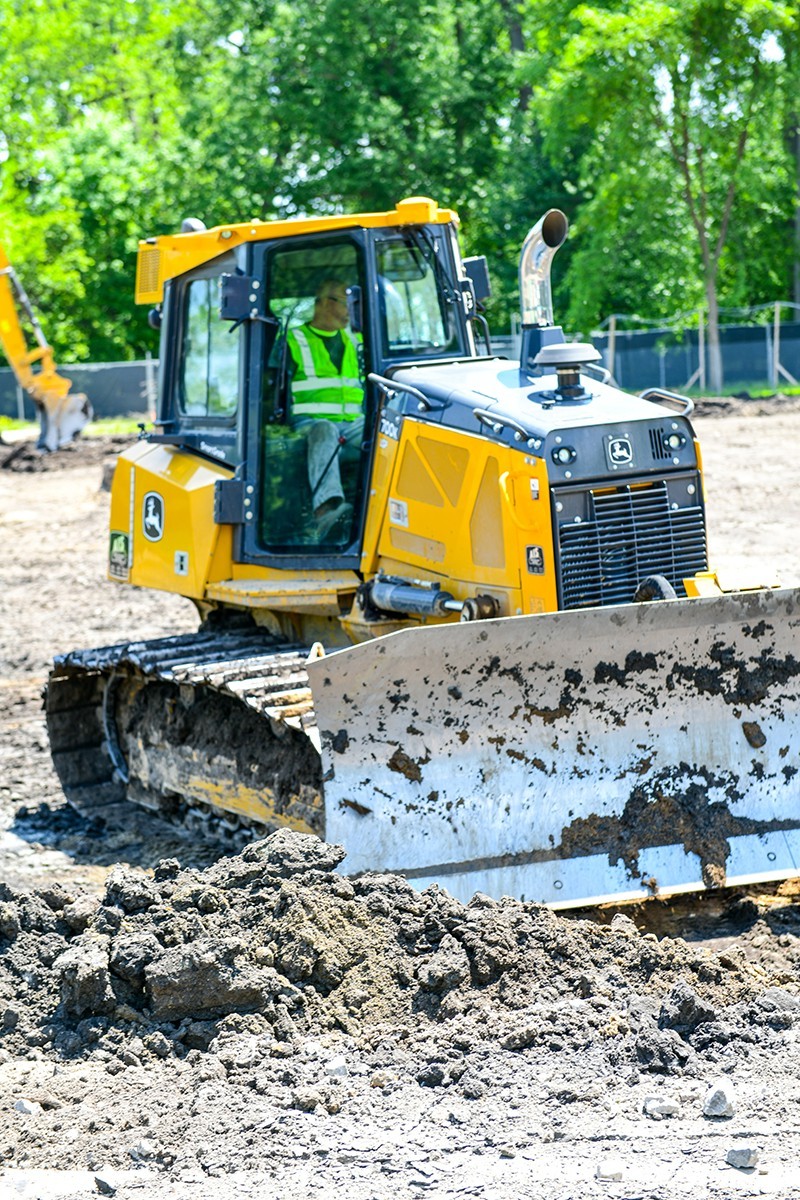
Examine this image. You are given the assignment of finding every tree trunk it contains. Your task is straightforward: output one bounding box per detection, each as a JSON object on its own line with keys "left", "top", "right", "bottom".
{"left": 497, "top": 0, "right": 531, "bottom": 111}
{"left": 704, "top": 276, "right": 724, "bottom": 394}
{"left": 794, "top": 119, "right": 800, "bottom": 306}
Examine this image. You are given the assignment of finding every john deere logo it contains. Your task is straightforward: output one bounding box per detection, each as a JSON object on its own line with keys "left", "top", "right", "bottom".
{"left": 606, "top": 437, "right": 633, "bottom": 468}
{"left": 143, "top": 492, "right": 164, "bottom": 541}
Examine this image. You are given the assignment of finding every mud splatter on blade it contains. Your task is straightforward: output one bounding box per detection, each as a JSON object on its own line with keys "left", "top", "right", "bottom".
{"left": 308, "top": 589, "right": 800, "bottom": 907}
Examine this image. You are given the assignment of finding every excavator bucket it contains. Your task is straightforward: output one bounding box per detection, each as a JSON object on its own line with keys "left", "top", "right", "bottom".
{"left": 36, "top": 388, "right": 92, "bottom": 452}
{"left": 309, "top": 589, "right": 800, "bottom": 908}
{"left": 0, "top": 243, "right": 92, "bottom": 451}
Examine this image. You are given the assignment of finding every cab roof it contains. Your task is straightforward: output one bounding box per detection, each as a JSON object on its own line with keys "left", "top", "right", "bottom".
{"left": 135, "top": 196, "right": 458, "bottom": 305}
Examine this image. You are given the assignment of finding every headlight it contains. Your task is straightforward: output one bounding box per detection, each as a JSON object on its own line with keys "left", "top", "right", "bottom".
{"left": 552, "top": 445, "right": 577, "bottom": 465}
{"left": 665, "top": 431, "right": 686, "bottom": 451}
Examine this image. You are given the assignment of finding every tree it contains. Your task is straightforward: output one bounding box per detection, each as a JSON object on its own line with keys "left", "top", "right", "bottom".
{"left": 529, "top": 0, "right": 794, "bottom": 390}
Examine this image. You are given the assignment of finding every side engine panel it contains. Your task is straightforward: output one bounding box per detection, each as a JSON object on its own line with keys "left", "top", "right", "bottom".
{"left": 108, "top": 441, "right": 234, "bottom": 598}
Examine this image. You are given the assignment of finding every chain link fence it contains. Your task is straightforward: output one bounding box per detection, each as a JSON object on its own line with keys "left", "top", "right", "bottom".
{"left": 5, "top": 307, "right": 800, "bottom": 420}
{"left": 592, "top": 304, "right": 800, "bottom": 394}
{"left": 501, "top": 304, "right": 800, "bottom": 394}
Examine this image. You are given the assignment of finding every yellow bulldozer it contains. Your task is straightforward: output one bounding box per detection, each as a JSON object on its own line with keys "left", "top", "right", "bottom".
{"left": 46, "top": 197, "right": 800, "bottom": 908}
{"left": 0, "top": 244, "right": 92, "bottom": 450}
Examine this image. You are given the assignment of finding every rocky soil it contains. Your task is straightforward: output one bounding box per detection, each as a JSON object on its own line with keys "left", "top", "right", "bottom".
{"left": 2, "top": 407, "right": 800, "bottom": 1199}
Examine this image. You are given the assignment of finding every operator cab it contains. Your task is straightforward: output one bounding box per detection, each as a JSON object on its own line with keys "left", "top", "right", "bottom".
{"left": 143, "top": 201, "right": 481, "bottom": 568}
{"left": 254, "top": 224, "right": 470, "bottom": 560}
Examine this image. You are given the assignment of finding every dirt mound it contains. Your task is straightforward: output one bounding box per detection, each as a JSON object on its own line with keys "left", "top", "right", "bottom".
{"left": 0, "top": 434, "right": 131, "bottom": 473}
{"left": 1, "top": 830, "right": 797, "bottom": 1074}
{"left": 691, "top": 392, "right": 800, "bottom": 418}
{"left": 2, "top": 831, "right": 800, "bottom": 1185}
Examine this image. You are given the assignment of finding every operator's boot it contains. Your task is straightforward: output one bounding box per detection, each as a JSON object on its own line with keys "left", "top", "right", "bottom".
{"left": 315, "top": 498, "right": 353, "bottom": 539}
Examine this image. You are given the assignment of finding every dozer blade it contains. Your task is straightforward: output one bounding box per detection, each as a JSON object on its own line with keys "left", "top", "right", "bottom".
{"left": 308, "top": 589, "right": 800, "bottom": 908}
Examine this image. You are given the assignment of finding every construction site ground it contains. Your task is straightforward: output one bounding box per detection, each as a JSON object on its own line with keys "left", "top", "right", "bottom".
{"left": 2, "top": 402, "right": 800, "bottom": 1200}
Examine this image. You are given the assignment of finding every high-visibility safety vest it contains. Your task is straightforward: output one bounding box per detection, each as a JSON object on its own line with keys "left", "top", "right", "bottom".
{"left": 287, "top": 325, "right": 363, "bottom": 422}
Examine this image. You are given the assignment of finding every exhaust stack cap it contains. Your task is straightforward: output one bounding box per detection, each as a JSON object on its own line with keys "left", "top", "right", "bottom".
{"left": 534, "top": 343, "right": 601, "bottom": 368}
{"left": 533, "top": 342, "right": 601, "bottom": 405}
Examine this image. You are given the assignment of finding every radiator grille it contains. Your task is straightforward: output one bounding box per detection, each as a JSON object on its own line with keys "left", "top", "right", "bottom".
{"left": 556, "top": 480, "right": 707, "bottom": 609}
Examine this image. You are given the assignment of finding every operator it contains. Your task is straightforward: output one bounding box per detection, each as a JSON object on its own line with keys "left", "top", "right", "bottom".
{"left": 287, "top": 278, "right": 364, "bottom": 539}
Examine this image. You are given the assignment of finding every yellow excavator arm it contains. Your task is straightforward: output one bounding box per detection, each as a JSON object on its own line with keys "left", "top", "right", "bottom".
{"left": 0, "top": 243, "right": 92, "bottom": 450}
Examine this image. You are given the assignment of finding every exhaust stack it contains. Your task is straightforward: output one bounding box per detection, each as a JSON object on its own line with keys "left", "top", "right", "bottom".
{"left": 519, "top": 209, "right": 568, "bottom": 327}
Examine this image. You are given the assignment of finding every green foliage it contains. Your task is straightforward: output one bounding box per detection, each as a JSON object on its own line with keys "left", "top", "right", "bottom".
{"left": 0, "top": 0, "right": 798, "bottom": 365}
{"left": 522, "top": 0, "right": 798, "bottom": 383}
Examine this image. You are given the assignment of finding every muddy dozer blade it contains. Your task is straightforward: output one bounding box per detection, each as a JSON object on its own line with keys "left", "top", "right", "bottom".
{"left": 308, "top": 589, "right": 800, "bottom": 908}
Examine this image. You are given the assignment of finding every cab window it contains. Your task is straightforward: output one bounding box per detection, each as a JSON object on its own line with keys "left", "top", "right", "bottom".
{"left": 377, "top": 234, "right": 457, "bottom": 358}
{"left": 179, "top": 276, "right": 240, "bottom": 419}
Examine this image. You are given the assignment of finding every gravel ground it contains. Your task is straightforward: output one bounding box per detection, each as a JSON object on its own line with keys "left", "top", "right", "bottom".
{"left": 2, "top": 406, "right": 800, "bottom": 1199}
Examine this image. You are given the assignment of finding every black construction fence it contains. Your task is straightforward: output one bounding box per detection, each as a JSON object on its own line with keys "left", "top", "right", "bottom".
{"left": 592, "top": 319, "right": 800, "bottom": 394}
{"left": 499, "top": 309, "right": 800, "bottom": 394}
{"left": 4, "top": 317, "right": 800, "bottom": 420}
{"left": 0, "top": 359, "right": 156, "bottom": 421}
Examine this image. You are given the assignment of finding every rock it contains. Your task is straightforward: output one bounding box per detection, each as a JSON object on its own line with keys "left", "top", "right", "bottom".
{"left": 37, "top": 933, "right": 68, "bottom": 967}
{"left": 292, "top": 1086, "right": 323, "bottom": 1112}
{"left": 0, "top": 902, "right": 20, "bottom": 940}
{"left": 272, "top": 1003, "right": 297, "bottom": 1042}
{"left": 418, "top": 935, "right": 470, "bottom": 992}
{"left": 55, "top": 943, "right": 116, "bottom": 1017}
{"left": 635, "top": 1026, "right": 691, "bottom": 1073}
{"left": 755, "top": 988, "right": 800, "bottom": 1013}
{"left": 643, "top": 1095, "right": 681, "bottom": 1119}
{"left": 153, "top": 858, "right": 181, "bottom": 882}
{"left": 659, "top": 980, "right": 716, "bottom": 1033}
{"left": 270, "top": 1041, "right": 295, "bottom": 1058}
{"left": 129, "top": 1137, "right": 159, "bottom": 1161}
{"left": 416, "top": 1062, "right": 446, "bottom": 1087}
{"left": 502, "top": 1023, "right": 538, "bottom": 1051}
{"left": 39, "top": 883, "right": 75, "bottom": 911}
{"left": 17, "top": 894, "right": 58, "bottom": 934}
{"left": 243, "top": 830, "right": 346, "bottom": 875}
{"left": 95, "top": 1173, "right": 117, "bottom": 1196}
{"left": 596, "top": 1157, "right": 624, "bottom": 1181}
{"left": 370, "top": 1069, "right": 397, "bottom": 1088}
{"left": 703, "top": 1080, "right": 736, "bottom": 1118}
{"left": 2, "top": 1008, "right": 19, "bottom": 1030}
{"left": 14, "top": 1098, "right": 43, "bottom": 1116}
{"left": 143, "top": 1031, "right": 172, "bottom": 1058}
{"left": 196, "top": 889, "right": 227, "bottom": 914}
{"left": 93, "top": 906, "right": 123, "bottom": 935}
{"left": 110, "top": 933, "right": 162, "bottom": 989}
{"left": 26, "top": 1090, "right": 61, "bottom": 1111}
{"left": 610, "top": 913, "right": 638, "bottom": 936}
{"left": 726, "top": 1146, "right": 760, "bottom": 1169}
{"left": 62, "top": 895, "right": 100, "bottom": 933}
{"left": 324, "top": 1054, "right": 349, "bottom": 1078}
{"left": 144, "top": 939, "right": 269, "bottom": 1020}
{"left": 105, "top": 867, "right": 157, "bottom": 914}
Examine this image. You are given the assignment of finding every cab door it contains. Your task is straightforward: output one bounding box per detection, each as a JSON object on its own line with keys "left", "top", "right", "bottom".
{"left": 239, "top": 232, "right": 375, "bottom": 568}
